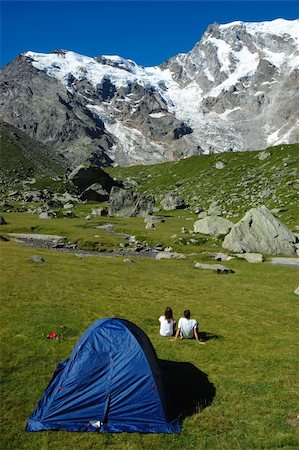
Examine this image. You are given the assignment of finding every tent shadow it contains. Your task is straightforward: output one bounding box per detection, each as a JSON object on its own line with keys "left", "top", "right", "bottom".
{"left": 159, "top": 359, "right": 216, "bottom": 422}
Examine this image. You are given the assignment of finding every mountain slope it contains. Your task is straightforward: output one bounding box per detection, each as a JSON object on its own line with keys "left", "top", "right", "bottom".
{"left": 0, "top": 121, "right": 66, "bottom": 181}
{"left": 107, "top": 143, "right": 299, "bottom": 225}
{"left": 0, "top": 19, "right": 298, "bottom": 167}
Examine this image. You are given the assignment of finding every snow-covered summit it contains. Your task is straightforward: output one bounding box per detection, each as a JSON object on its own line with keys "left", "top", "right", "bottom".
{"left": 1, "top": 18, "right": 298, "bottom": 166}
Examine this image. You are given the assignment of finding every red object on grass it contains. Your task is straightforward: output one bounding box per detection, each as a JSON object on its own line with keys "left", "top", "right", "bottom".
{"left": 47, "top": 333, "right": 58, "bottom": 339}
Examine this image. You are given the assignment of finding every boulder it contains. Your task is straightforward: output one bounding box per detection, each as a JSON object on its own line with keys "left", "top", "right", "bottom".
{"left": 214, "top": 252, "right": 234, "bottom": 261}
{"left": 68, "top": 164, "right": 118, "bottom": 194}
{"left": 161, "top": 192, "right": 186, "bottom": 210}
{"left": 155, "top": 251, "right": 186, "bottom": 260}
{"left": 108, "top": 187, "right": 155, "bottom": 217}
{"left": 215, "top": 161, "right": 225, "bottom": 169}
{"left": 198, "top": 211, "right": 208, "bottom": 219}
{"left": 30, "top": 255, "right": 44, "bottom": 263}
{"left": 144, "top": 216, "right": 165, "bottom": 224}
{"left": 208, "top": 201, "right": 222, "bottom": 216}
{"left": 222, "top": 206, "right": 297, "bottom": 255}
{"left": 258, "top": 151, "right": 271, "bottom": 161}
{"left": 194, "top": 216, "right": 233, "bottom": 236}
{"left": 39, "top": 211, "right": 56, "bottom": 219}
{"left": 22, "top": 191, "right": 41, "bottom": 202}
{"left": 145, "top": 222, "right": 156, "bottom": 230}
{"left": 236, "top": 253, "right": 264, "bottom": 263}
{"left": 53, "top": 192, "right": 80, "bottom": 205}
{"left": 294, "top": 287, "right": 299, "bottom": 295}
{"left": 194, "top": 263, "right": 234, "bottom": 273}
{"left": 0, "top": 216, "right": 6, "bottom": 225}
{"left": 91, "top": 208, "right": 108, "bottom": 217}
{"left": 80, "top": 184, "right": 109, "bottom": 202}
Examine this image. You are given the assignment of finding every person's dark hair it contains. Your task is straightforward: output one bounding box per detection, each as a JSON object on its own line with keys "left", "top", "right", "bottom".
{"left": 184, "top": 309, "right": 191, "bottom": 319}
{"left": 164, "top": 307, "right": 173, "bottom": 322}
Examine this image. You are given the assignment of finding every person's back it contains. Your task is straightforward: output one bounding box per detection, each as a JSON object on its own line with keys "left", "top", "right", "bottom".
{"left": 173, "top": 309, "right": 205, "bottom": 344}
{"left": 178, "top": 316, "right": 197, "bottom": 339}
{"left": 159, "top": 306, "right": 176, "bottom": 336}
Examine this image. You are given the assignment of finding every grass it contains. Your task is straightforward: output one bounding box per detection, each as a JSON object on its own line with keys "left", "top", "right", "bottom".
{"left": 1, "top": 234, "right": 299, "bottom": 449}
{"left": 1, "top": 144, "right": 299, "bottom": 449}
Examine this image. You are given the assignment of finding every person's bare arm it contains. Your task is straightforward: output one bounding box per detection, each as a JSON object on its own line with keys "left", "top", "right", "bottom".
{"left": 194, "top": 327, "right": 200, "bottom": 342}
{"left": 172, "top": 328, "right": 180, "bottom": 341}
{"left": 194, "top": 326, "right": 205, "bottom": 344}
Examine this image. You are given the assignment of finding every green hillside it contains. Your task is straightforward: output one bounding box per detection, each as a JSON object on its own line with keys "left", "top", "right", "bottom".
{"left": 108, "top": 143, "right": 299, "bottom": 225}
{"left": 0, "top": 121, "right": 66, "bottom": 181}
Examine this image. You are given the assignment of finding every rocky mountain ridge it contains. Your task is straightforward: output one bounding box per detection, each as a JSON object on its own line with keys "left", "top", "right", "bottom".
{"left": 0, "top": 18, "right": 298, "bottom": 167}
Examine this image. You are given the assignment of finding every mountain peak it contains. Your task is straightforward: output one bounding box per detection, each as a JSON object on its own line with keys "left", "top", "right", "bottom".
{"left": 2, "top": 18, "right": 299, "bottom": 167}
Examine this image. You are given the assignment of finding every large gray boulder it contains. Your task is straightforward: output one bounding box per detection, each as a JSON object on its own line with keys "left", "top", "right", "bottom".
{"left": 161, "top": 193, "right": 186, "bottom": 210}
{"left": 194, "top": 216, "right": 233, "bottom": 236}
{"left": 68, "top": 164, "right": 117, "bottom": 194}
{"left": 108, "top": 187, "right": 155, "bottom": 217}
{"left": 222, "top": 206, "right": 298, "bottom": 255}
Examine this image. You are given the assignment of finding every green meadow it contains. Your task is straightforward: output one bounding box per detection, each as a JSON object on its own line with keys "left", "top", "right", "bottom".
{"left": 1, "top": 206, "right": 299, "bottom": 449}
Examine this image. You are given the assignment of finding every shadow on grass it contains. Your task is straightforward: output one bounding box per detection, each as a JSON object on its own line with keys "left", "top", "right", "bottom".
{"left": 159, "top": 359, "right": 216, "bottom": 421}
{"left": 199, "top": 331, "right": 224, "bottom": 342}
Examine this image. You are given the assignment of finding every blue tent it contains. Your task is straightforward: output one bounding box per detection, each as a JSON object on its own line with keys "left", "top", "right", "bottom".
{"left": 26, "top": 318, "right": 180, "bottom": 433}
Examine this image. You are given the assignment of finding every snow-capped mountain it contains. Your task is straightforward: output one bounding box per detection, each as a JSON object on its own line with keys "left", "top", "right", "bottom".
{"left": 0, "top": 18, "right": 298, "bottom": 166}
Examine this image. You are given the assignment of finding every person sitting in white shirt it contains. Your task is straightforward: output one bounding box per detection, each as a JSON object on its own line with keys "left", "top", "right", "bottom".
{"left": 159, "top": 306, "right": 176, "bottom": 336}
{"left": 173, "top": 309, "right": 205, "bottom": 344}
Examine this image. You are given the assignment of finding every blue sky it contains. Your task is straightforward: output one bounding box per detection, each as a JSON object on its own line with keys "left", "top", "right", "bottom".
{"left": 1, "top": 1, "right": 298, "bottom": 67}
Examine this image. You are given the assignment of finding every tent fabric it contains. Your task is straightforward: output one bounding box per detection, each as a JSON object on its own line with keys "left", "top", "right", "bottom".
{"left": 26, "top": 318, "right": 180, "bottom": 433}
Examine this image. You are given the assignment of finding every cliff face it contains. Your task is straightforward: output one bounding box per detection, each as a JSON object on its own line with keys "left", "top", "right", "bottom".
{"left": 1, "top": 19, "right": 298, "bottom": 167}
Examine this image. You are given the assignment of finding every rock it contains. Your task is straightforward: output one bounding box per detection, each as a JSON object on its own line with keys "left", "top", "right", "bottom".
{"left": 80, "top": 183, "right": 109, "bottom": 202}
{"left": 39, "top": 211, "right": 56, "bottom": 219}
{"left": 155, "top": 251, "right": 186, "bottom": 260}
{"left": 30, "top": 255, "right": 44, "bottom": 263}
{"left": 215, "top": 161, "right": 225, "bottom": 169}
{"left": 194, "top": 207, "right": 203, "bottom": 214}
{"left": 123, "top": 259, "right": 135, "bottom": 264}
{"left": 271, "top": 207, "right": 287, "bottom": 215}
{"left": 198, "top": 211, "right": 208, "bottom": 219}
{"left": 236, "top": 253, "right": 264, "bottom": 263}
{"left": 208, "top": 201, "right": 222, "bottom": 216}
{"left": 64, "top": 203, "right": 74, "bottom": 209}
{"left": 194, "top": 216, "right": 233, "bottom": 236}
{"left": 294, "top": 287, "right": 299, "bottom": 295}
{"left": 181, "top": 227, "right": 189, "bottom": 234}
{"left": 53, "top": 192, "right": 79, "bottom": 205}
{"left": 214, "top": 252, "right": 234, "bottom": 261}
{"left": 68, "top": 164, "right": 118, "bottom": 193}
{"left": 144, "top": 215, "right": 165, "bottom": 224}
{"left": 91, "top": 208, "right": 108, "bottom": 217}
{"left": 23, "top": 190, "right": 44, "bottom": 202}
{"left": 222, "top": 206, "right": 298, "bottom": 255}
{"left": 108, "top": 187, "right": 155, "bottom": 217}
{"left": 194, "top": 263, "right": 234, "bottom": 273}
{"left": 161, "top": 192, "right": 186, "bottom": 210}
{"left": 258, "top": 151, "right": 271, "bottom": 161}
{"left": 0, "top": 216, "right": 6, "bottom": 225}
{"left": 85, "top": 215, "right": 92, "bottom": 220}
{"left": 145, "top": 222, "right": 156, "bottom": 230}
{"left": 63, "top": 210, "right": 76, "bottom": 218}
